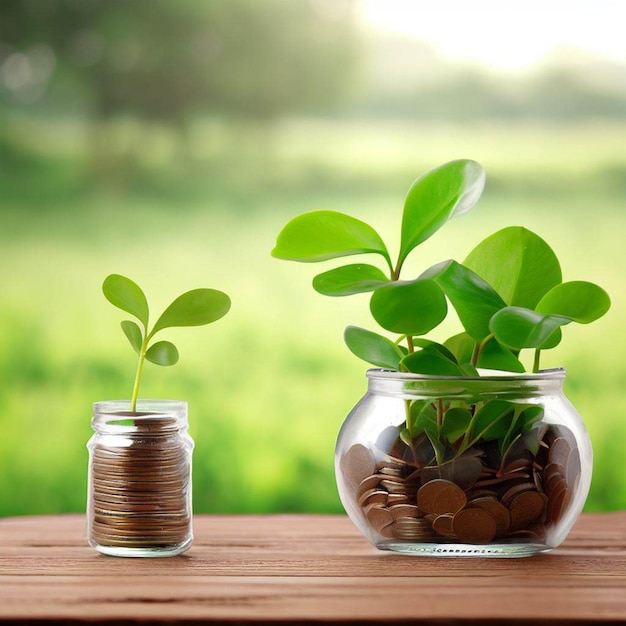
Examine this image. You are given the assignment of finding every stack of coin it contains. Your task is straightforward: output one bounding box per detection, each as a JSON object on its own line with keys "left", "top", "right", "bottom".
{"left": 542, "top": 435, "right": 578, "bottom": 525}
{"left": 89, "top": 418, "right": 191, "bottom": 550}
{"left": 356, "top": 460, "right": 436, "bottom": 540}
{"left": 348, "top": 425, "right": 580, "bottom": 545}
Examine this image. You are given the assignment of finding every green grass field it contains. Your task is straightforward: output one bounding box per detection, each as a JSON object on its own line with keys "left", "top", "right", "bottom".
{"left": 1, "top": 117, "right": 625, "bottom": 516}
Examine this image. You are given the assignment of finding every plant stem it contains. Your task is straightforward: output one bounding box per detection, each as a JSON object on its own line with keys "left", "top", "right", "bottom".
{"left": 404, "top": 400, "right": 414, "bottom": 441}
{"left": 391, "top": 259, "right": 401, "bottom": 282}
{"left": 471, "top": 334, "right": 494, "bottom": 368}
{"left": 130, "top": 336, "right": 148, "bottom": 412}
{"left": 533, "top": 349, "right": 541, "bottom": 373}
{"left": 406, "top": 335, "right": 415, "bottom": 354}
{"left": 436, "top": 398, "right": 444, "bottom": 432}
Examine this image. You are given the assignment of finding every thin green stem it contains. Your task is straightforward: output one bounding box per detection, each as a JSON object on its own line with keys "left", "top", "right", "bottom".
{"left": 130, "top": 335, "right": 149, "bottom": 412}
{"left": 533, "top": 349, "right": 541, "bottom": 373}
{"left": 391, "top": 257, "right": 402, "bottom": 282}
{"left": 406, "top": 335, "right": 415, "bottom": 354}
{"left": 471, "top": 333, "right": 495, "bottom": 368}
{"left": 436, "top": 399, "right": 444, "bottom": 432}
{"left": 404, "top": 400, "right": 414, "bottom": 441}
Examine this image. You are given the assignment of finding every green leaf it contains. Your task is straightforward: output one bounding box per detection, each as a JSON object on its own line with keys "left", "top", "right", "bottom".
{"left": 145, "top": 341, "right": 179, "bottom": 366}
{"left": 459, "top": 363, "right": 479, "bottom": 377}
{"left": 413, "top": 338, "right": 458, "bottom": 363}
{"left": 421, "top": 260, "right": 506, "bottom": 340}
{"left": 472, "top": 400, "right": 516, "bottom": 442}
{"left": 369, "top": 279, "right": 447, "bottom": 335}
{"left": 151, "top": 289, "right": 231, "bottom": 336}
{"left": 464, "top": 227, "right": 562, "bottom": 309}
{"left": 343, "top": 326, "right": 405, "bottom": 370}
{"left": 103, "top": 274, "right": 149, "bottom": 327}
{"left": 521, "top": 406, "right": 544, "bottom": 432}
{"left": 477, "top": 339, "right": 526, "bottom": 373}
{"left": 441, "top": 407, "right": 472, "bottom": 442}
{"left": 411, "top": 401, "right": 437, "bottom": 436}
{"left": 399, "top": 160, "right": 485, "bottom": 266}
{"left": 271, "top": 210, "right": 390, "bottom": 266}
{"left": 536, "top": 281, "right": 611, "bottom": 323}
{"left": 444, "top": 332, "right": 475, "bottom": 364}
{"left": 313, "top": 264, "right": 388, "bottom": 297}
{"left": 121, "top": 321, "right": 143, "bottom": 355}
{"left": 490, "top": 306, "right": 571, "bottom": 350}
{"left": 539, "top": 327, "right": 562, "bottom": 350}
{"left": 402, "top": 349, "right": 463, "bottom": 376}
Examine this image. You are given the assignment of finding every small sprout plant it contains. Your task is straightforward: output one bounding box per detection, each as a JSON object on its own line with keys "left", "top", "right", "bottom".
{"left": 102, "top": 274, "right": 231, "bottom": 412}
{"left": 272, "top": 160, "right": 611, "bottom": 469}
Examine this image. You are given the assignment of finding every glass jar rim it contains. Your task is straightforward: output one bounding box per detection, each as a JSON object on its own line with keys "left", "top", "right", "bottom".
{"left": 92, "top": 399, "right": 188, "bottom": 434}
{"left": 367, "top": 367, "right": 565, "bottom": 382}
{"left": 93, "top": 399, "right": 187, "bottom": 414}
{"left": 365, "top": 367, "right": 566, "bottom": 399}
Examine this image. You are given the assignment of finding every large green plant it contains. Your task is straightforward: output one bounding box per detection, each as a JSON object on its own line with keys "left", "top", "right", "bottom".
{"left": 272, "top": 160, "right": 610, "bottom": 465}
{"left": 103, "top": 274, "right": 231, "bottom": 411}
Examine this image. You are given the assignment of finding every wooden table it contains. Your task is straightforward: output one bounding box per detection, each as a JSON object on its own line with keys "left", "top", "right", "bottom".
{"left": 1, "top": 513, "right": 625, "bottom": 624}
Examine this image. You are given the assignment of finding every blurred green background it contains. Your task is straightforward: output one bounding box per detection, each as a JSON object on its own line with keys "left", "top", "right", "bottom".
{"left": 1, "top": 1, "right": 624, "bottom": 517}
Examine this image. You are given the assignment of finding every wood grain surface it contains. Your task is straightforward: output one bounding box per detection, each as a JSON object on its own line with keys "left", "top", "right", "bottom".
{"left": 1, "top": 513, "right": 625, "bottom": 624}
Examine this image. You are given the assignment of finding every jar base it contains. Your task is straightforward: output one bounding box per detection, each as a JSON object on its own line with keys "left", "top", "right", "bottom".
{"left": 92, "top": 535, "right": 193, "bottom": 558}
{"left": 377, "top": 541, "right": 552, "bottom": 558}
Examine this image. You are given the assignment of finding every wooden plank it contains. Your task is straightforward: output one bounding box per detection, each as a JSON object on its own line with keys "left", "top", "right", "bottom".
{"left": 1, "top": 513, "right": 625, "bottom": 624}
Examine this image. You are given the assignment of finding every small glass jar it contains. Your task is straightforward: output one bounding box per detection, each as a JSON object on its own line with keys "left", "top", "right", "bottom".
{"left": 87, "top": 400, "right": 194, "bottom": 557}
{"left": 336, "top": 368, "right": 591, "bottom": 557}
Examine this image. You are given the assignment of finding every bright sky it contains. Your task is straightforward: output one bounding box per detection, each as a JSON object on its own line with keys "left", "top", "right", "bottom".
{"left": 360, "top": 0, "right": 626, "bottom": 70}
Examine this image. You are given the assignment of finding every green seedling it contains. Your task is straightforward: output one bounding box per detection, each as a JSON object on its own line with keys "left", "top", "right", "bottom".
{"left": 103, "top": 274, "right": 231, "bottom": 411}
{"left": 272, "top": 159, "right": 611, "bottom": 466}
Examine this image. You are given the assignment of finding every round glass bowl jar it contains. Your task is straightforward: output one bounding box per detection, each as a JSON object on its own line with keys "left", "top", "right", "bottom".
{"left": 87, "top": 400, "right": 194, "bottom": 557}
{"left": 336, "top": 368, "right": 591, "bottom": 557}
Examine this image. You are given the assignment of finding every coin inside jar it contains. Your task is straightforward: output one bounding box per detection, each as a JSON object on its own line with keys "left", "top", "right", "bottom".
{"left": 453, "top": 508, "right": 497, "bottom": 544}
{"left": 417, "top": 479, "right": 467, "bottom": 515}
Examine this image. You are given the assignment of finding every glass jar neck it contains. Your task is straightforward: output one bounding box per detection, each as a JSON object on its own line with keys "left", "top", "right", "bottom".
{"left": 92, "top": 400, "right": 188, "bottom": 435}
{"left": 366, "top": 368, "right": 565, "bottom": 400}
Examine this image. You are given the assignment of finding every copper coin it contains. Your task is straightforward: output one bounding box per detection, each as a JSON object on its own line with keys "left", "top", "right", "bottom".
{"left": 468, "top": 499, "right": 511, "bottom": 536}
{"left": 392, "top": 518, "right": 434, "bottom": 540}
{"left": 566, "top": 448, "right": 581, "bottom": 489}
{"left": 547, "top": 484, "right": 570, "bottom": 524}
{"left": 380, "top": 479, "right": 410, "bottom": 494}
{"left": 417, "top": 479, "right": 467, "bottom": 515}
{"left": 543, "top": 462, "right": 562, "bottom": 484}
{"left": 549, "top": 437, "right": 571, "bottom": 471}
{"left": 501, "top": 482, "right": 536, "bottom": 507}
{"left": 92, "top": 488, "right": 186, "bottom": 502}
{"left": 94, "top": 500, "right": 187, "bottom": 515}
{"left": 340, "top": 444, "right": 375, "bottom": 489}
{"left": 548, "top": 476, "right": 567, "bottom": 500}
{"left": 389, "top": 504, "right": 422, "bottom": 520}
{"left": 453, "top": 508, "right": 497, "bottom": 544}
{"left": 432, "top": 514, "right": 456, "bottom": 537}
{"left": 357, "top": 475, "right": 383, "bottom": 497}
{"left": 364, "top": 504, "right": 393, "bottom": 532}
{"left": 544, "top": 472, "right": 563, "bottom": 496}
{"left": 509, "top": 491, "right": 547, "bottom": 530}
{"left": 387, "top": 493, "right": 411, "bottom": 506}
{"left": 378, "top": 523, "right": 395, "bottom": 539}
{"left": 377, "top": 465, "right": 404, "bottom": 478}
{"left": 376, "top": 458, "right": 409, "bottom": 471}
{"left": 90, "top": 533, "right": 185, "bottom": 547}
{"left": 92, "top": 520, "right": 188, "bottom": 534}
{"left": 358, "top": 488, "right": 388, "bottom": 508}
{"left": 466, "top": 488, "right": 499, "bottom": 500}
{"left": 93, "top": 509, "right": 189, "bottom": 521}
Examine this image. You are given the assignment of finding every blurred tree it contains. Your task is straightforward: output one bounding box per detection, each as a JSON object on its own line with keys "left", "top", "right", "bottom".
{"left": 0, "top": 0, "right": 358, "bottom": 173}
